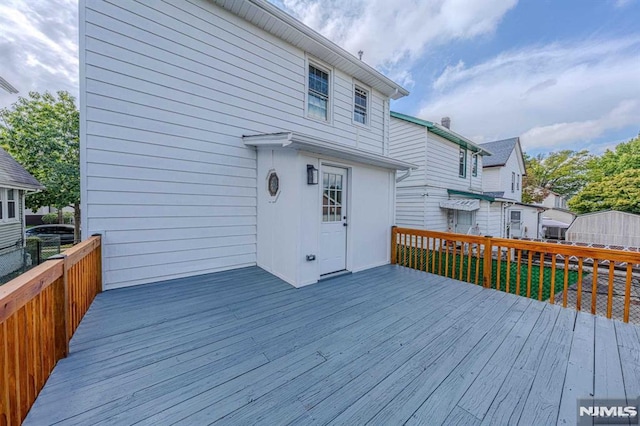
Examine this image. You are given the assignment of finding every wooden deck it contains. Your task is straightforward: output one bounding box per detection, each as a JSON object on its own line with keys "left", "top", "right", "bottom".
{"left": 25, "top": 265, "right": 640, "bottom": 425}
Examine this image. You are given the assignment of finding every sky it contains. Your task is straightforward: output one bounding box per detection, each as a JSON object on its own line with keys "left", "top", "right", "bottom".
{"left": 1, "top": 0, "right": 639, "bottom": 155}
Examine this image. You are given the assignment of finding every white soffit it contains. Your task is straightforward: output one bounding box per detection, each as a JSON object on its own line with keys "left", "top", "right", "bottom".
{"left": 439, "top": 199, "right": 481, "bottom": 211}
{"left": 243, "top": 132, "right": 416, "bottom": 171}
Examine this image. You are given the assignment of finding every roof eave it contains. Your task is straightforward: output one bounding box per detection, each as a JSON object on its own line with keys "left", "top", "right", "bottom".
{"left": 213, "top": 0, "right": 409, "bottom": 99}
{"left": 243, "top": 132, "right": 417, "bottom": 171}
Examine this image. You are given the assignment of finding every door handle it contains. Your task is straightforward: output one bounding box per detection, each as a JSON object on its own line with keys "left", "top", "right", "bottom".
{"left": 343, "top": 223, "right": 348, "bottom": 227}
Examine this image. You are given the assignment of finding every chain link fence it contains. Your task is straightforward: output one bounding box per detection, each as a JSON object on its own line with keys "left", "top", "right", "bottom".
{"left": 0, "top": 236, "right": 62, "bottom": 285}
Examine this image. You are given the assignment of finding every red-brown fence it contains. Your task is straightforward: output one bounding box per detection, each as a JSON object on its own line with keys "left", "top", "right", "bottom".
{"left": 391, "top": 227, "right": 640, "bottom": 323}
{"left": 0, "top": 236, "right": 101, "bottom": 425}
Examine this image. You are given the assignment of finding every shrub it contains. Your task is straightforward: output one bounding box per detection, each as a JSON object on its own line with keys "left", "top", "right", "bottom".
{"left": 41, "top": 211, "right": 74, "bottom": 224}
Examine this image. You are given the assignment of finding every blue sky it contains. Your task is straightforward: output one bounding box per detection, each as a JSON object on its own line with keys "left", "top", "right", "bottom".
{"left": 0, "top": 0, "right": 638, "bottom": 156}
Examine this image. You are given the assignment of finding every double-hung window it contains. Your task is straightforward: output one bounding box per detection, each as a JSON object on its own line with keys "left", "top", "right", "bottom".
{"left": 308, "top": 64, "right": 329, "bottom": 120}
{"left": 459, "top": 148, "right": 467, "bottom": 178}
{"left": 354, "top": 86, "right": 367, "bottom": 125}
{"left": 516, "top": 174, "right": 520, "bottom": 190}
{"left": 511, "top": 172, "right": 516, "bottom": 192}
{"left": 7, "top": 189, "right": 15, "bottom": 219}
{"left": 472, "top": 154, "right": 478, "bottom": 177}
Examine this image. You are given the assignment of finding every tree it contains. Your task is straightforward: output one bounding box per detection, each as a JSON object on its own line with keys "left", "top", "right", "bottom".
{"left": 569, "top": 134, "right": 640, "bottom": 214}
{"left": 0, "top": 91, "right": 80, "bottom": 242}
{"left": 521, "top": 150, "right": 591, "bottom": 203}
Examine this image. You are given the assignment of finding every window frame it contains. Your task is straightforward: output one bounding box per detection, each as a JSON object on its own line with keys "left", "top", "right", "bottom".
{"left": 511, "top": 172, "right": 516, "bottom": 193}
{"left": 305, "top": 58, "right": 333, "bottom": 123}
{"left": 472, "top": 154, "right": 478, "bottom": 177}
{"left": 459, "top": 148, "right": 467, "bottom": 178}
{"left": 0, "top": 188, "right": 19, "bottom": 224}
{"left": 352, "top": 83, "right": 369, "bottom": 127}
{"left": 516, "top": 174, "right": 520, "bottom": 190}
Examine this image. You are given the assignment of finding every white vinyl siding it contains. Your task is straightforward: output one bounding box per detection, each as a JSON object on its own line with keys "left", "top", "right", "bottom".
{"left": 81, "top": 0, "right": 390, "bottom": 288}
{"left": 390, "top": 117, "right": 485, "bottom": 231}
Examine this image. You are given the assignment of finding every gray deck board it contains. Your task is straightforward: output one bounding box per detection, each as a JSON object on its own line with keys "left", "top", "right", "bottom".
{"left": 23, "top": 265, "right": 640, "bottom": 426}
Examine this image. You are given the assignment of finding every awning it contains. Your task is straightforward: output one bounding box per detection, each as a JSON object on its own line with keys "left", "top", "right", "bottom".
{"left": 440, "top": 199, "right": 480, "bottom": 211}
{"left": 243, "top": 132, "right": 416, "bottom": 171}
{"left": 542, "top": 218, "right": 570, "bottom": 228}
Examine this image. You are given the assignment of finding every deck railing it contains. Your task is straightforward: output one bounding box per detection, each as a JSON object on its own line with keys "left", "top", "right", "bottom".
{"left": 0, "top": 235, "right": 102, "bottom": 425}
{"left": 391, "top": 227, "right": 640, "bottom": 324}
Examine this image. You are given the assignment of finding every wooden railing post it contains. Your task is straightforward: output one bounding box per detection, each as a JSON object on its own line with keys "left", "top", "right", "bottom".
{"left": 92, "top": 234, "right": 103, "bottom": 294}
{"left": 47, "top": 255, "right": 69, "bottom": 360}
{"left": 483, "top": 236, "right": 493, "bottom": 288}
{"left": 391, "top": 226, "right": 398, "bottom": 265}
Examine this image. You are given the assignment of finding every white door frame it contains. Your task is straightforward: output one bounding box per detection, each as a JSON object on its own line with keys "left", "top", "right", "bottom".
{"left": 318, "top": 163, "right": 350, "bottom": 276}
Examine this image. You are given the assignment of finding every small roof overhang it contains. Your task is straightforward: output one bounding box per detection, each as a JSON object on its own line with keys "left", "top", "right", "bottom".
{"left": 542, "top": 218, "right": 571, "bottom": 229}
{"left": 440, "top": 199, "right": 480, "bottom": 211}
{"left": 243, "top": 132, "right": 416, "bottom": 171}
{"left": 447, "top": 189, "right": 495, "bottom": 202}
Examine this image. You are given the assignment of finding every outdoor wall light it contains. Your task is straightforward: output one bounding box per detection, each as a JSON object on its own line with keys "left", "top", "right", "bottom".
{"left": 307, "top": 164, "right": 319, "bottom": 185}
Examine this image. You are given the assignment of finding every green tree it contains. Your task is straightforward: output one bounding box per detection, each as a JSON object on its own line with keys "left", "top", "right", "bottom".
{"left": 0, "top": 91, "right": 80, "bottom": 242}
{"left": 522, "top": 150, "right": 591, "bottom": 203}
{"left": 569, "top": 134, "right": 640, "bottom": 214}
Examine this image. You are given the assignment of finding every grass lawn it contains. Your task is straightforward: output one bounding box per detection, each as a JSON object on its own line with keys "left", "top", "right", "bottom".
{"left": 396, "top": 246, "right": 581, "bottom": 302}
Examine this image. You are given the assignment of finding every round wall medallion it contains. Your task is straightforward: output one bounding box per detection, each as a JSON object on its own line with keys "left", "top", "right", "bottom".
{"left": 268, "top": 172, "right": 279, "bottom": 197}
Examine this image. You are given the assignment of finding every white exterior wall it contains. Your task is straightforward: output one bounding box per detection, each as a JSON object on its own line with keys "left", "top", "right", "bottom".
{"left": 566, "top": 211, "right": 640, "bottom": 247}
{"left": 81, "top": 0, "right": 392, "bottom": 289}
{"left": 389, "top": 117, "right": 485, "bottom": 232}
{"left": 483, "top": 149, "right": 524, "bottom": 202}
{"left": 257, "top": 149, "right": 394, "bottom": 287}
{"left": 476, "top": 201, "right": 502, "bottom": 237}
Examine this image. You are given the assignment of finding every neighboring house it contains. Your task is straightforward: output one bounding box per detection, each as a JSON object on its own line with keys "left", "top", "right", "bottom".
{"left": 79, "top": 0, "right": 413, "bottom": 290}
{"left": 534, "top": 190, "right": 575, "bottom": 239}
{"left": 0, "top": 147, "right": 44, "bottom": 277}
{"left": 479, "top": 137, "right": 545, "bottom": 239}
{"left": 566, "top": 210, "right": 640, "bottom": 247}
{"left": 389, "top": 112, "right": 491, "bottom": 234}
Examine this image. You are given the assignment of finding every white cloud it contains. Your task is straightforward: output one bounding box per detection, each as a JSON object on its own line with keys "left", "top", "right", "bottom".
{"left": 280, "top": 0, "right": 518, "bottom": 86}
{"left": 0, "top": 0, "right": 78, "bottom": 108}
{"left": 614, "top": 0, "right": 636, "bottom": 8}
{"left": 417, "top": 37, "right": 640, "bottom": 151}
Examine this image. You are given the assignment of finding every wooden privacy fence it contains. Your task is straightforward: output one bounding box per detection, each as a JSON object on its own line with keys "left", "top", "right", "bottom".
{"left": 0, "top": 236, "right": 101, "bottom": 425}
{"left": 391, "top": 227, "right": 640, "bottom": 324}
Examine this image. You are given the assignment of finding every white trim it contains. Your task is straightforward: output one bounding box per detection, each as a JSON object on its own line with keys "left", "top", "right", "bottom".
{"left": 243, "top": 132, "right": 416, "bottom": 170}
{"left": 351, "top": 81, "right": 371, "bottom": 128}
{"left": 79, "top": 0, "right": 88, "bottom": 243}
{"left": 319, "top": 162, "right": 350, "bottom": 275}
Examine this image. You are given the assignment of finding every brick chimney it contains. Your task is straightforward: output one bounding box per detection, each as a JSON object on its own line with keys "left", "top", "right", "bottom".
{"left": 441, "top": 117, "right": 451, "bottom": 129}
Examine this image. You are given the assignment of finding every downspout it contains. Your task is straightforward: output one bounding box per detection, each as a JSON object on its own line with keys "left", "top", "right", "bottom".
{"left": 396, "top": 169, "right": 412, "bottom": 183}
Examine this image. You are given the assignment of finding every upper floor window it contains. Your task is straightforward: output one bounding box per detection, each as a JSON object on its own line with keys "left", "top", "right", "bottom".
{"left": 511, "top": 172, "right": 515, "bottom": 192}
{"left": 516, "top": 174, "right": 520, "bottom": 190}
{"left": 7, "top": 189, "right": 16, "bottom": 219}
{"left": 308, "top": 64, "right": 329, "bottom": 121}
{"left": 459, "top": 148, "right": 467, "bottom": 178}
{"left": 472, "top": 154, "right": 478, "bottom": 177}
{"left": 354, "top": 86, "right": 368, "bottom": 125}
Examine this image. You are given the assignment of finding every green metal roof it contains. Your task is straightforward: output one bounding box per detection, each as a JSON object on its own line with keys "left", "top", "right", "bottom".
{"left": 390, "top": 111, "right": 491, "bottom": 155}
{"left": 447, "top": 189, "right": 495, "bottom": 202}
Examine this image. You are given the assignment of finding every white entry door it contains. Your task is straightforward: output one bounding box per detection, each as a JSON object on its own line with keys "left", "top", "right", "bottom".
{"left": 319, "top": 166, "right": 348, "bottom": 275}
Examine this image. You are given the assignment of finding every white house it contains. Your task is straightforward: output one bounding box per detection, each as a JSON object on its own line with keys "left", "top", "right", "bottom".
{"left": 0, "top": 147, "right": 43, "bottom": 278}
{"left": 389, "top": 112, "right": 492, "bottom": 234}
{"left": 479, "top": 137, "right": 545, "bottom": 239}
{"left": 79, "top": 0, "right": 413, "bottom": 289}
